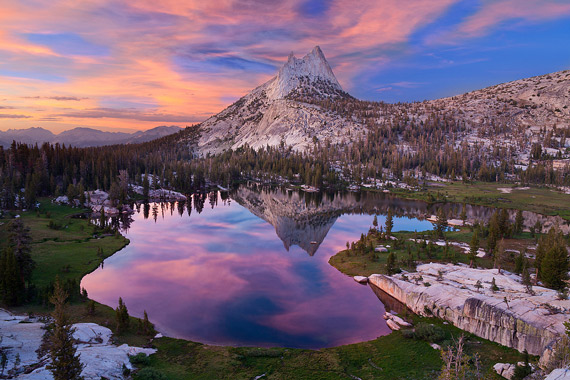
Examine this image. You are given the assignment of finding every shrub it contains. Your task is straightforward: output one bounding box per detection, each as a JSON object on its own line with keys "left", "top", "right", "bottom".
{"left": 134, "top": 368, "right": 167, "bottom": 380}
{"left": 413, "top": 323, "right": 446, "bottom": 343}
{"left": 129, "top": 353, "right": 150, "bottom": 366}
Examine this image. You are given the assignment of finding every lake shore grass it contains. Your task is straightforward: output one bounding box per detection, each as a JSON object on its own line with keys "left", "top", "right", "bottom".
{"left": 136, "top": 313, "right": 524, "bottom": 380}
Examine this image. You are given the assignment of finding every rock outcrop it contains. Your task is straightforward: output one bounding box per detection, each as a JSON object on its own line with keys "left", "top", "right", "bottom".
{"left": 267, "top": 46, "right": 343, "bottom": 101}
{"left": 545, "top": 367, "right": 570, "bottom": 379}
{"left": 368, "top": 264, "right": 570, "bottom": 356}
{"left": 494, "top": 363, "right": 517, "bottom": 379}
{"left": 0, "top": 309, "right": 155, "bottom": 379}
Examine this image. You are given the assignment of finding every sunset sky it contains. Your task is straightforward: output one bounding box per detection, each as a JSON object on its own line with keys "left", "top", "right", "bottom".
{"left": 1, "top": 0, "right": 569, "bottom": 133}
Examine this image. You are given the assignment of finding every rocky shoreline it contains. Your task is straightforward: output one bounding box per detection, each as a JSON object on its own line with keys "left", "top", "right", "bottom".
{"left": 367, "top": 263, "right": 569, "bottom": 359}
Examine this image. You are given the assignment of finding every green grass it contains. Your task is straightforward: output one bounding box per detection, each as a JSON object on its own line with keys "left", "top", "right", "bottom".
{"left": 329, "top": 227, "right": 539, "bottom": 278}
{"left": 29, "top": 236, "right": 127, "bottom": 289}
{"left": 388, "top": 181, "right": 570, "bottom": 220}
{"left": 0, "top": 199, "right": 153, "bottom": 346}
{"left": 142, "top": 333, "right": 441, "bottom": 380}
{"left": 0, "top": 199, "right": 129, "bottom": 289}
{"left": 329, "top": 229, "right": 493, "bottom": 277}
{"left": 137, "top": 314, "right": 526, "bottom": 380}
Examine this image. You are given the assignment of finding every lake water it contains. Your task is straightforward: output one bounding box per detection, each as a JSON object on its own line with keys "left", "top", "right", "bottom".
{"left": 82, "top": 186, "right": 433, "bottom": 348}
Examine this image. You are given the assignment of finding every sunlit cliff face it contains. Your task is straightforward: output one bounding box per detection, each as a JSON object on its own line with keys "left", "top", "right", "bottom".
{"left": 1, "top": 0, "right": 569, "bottom": 132}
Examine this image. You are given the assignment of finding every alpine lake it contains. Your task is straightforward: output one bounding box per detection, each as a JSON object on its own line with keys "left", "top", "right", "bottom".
{"left": 82, "top": 185, "right": 437, "bottom": 349}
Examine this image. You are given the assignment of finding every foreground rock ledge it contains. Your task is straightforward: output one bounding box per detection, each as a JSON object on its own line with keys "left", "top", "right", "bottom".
{"left": 0, "top": 309, "right": 156, "bottom": 379}
{"left": 368, "top": 263, "right": 570, "bottom": 357}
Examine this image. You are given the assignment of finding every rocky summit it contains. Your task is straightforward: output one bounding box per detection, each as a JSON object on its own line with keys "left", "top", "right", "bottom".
{"left": 197, "top": 46, "right": 362, "bottom": 154}
{"left": 266, "top": 46, "right": 345, "bottom": 101}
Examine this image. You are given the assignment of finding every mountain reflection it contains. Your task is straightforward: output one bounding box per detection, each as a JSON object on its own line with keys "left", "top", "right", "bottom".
{"left": 119, "top": 184, "right": 438, "bottom": 256}
{"left": 112, "top": 184, "right": 570, "bottom": 255}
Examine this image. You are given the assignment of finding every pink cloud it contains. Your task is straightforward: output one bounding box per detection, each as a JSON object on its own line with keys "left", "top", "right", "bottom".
{"left": 427, "top": 0, "right": 570, "bottom": 44}
{"left": 462, "top": 0, "right": 570, "bottom": 36}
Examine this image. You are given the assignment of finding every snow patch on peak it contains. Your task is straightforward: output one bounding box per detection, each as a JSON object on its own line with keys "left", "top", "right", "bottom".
{"left": 266, "top": 46, "right": 343, "bottom": 100}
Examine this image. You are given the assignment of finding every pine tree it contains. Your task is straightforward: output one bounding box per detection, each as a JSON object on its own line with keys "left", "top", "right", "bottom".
{"left": 78, "top": 184, "right": 86, "bottom": 207}
{"left": 386, "top": 251, "right": 396, "bottom": 275}
{"left": 7, "top": 219, "right": 35, "bottom": 284}
{"left": 115, "top": 297, "right": 130, "bottom": 334}
{"left": 86, "top": 300, "right": 95, "bottom": 316}
{"left": 498, "top": 208, "right": 510, "bottom": 237}
{"left": 460, "top": 204, "right": 467, "bottom": 226}
{"left": 47, "top": 278, "right": 84, "bottom": 380}
{"left": 491, "top": 277, "right": 499, "bottom": 292}
{"left": 142, "top": 172, "right": 150, "bottom": 202}
{"left": 494, "top": 239, "right": 506, "bottom": 274}
{"left": 139, "top": 310, "right": 155, "bottom": 336}
{"left": 435, "top": 207, "right": 448, "bottom": 238}
{"left": 487, "top": 212, "right": 500, "bottom": 255}
{"left": 372, "top": 215, "right": 378, "bottom": 230}
{"left": 0, "top": 248, "right": 25, "bottom": 306}
{"left": 385, "top": 209, "right": 393, "bottom": 237}
{"left": 475, "top": 280, "right": 483, "bottom": 292}
{"left": 99, "top": 207, "right": 106, "bottom": 229}
{"left": 469, "top": 231, "right": 479, "bottom": 268}
{"left": 514, "top": 250, "right": 524, "bottom": 274}
{"left": 0, "top": 349, "right": 7, "bottom": 377}
{"left": 540, "top": 231, "right": 569, "bottom": 290}
{"left": 522, "top": 260, "right": 534, "bottom": 295}
{"left": 533, "top": 220, "right": 542, "bottom": 235}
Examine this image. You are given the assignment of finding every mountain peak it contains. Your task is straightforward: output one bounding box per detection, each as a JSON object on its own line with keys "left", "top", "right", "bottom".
{"left": 266, "top": 46, "right": 343, "bottom": 100}
{"left": 309, "top": 45, "right": 325, "bottom": 60}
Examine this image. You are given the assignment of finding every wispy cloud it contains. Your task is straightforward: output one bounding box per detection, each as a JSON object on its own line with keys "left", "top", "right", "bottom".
{"left": 375, "top": 81, "right": 428, "bottom": 93}
{"left": 0, "top": 114, "right": 31, "bottom": 119}
{"left": 390, "top": 81, "right": 428, "bottom": 88}
{"left": 56, "top": 107, "right": 202, "bottom": 123}
{"left": 23, "top": 96, "right": 87, "bottom": 101}
{"left": 427, "top": 0, "right": 570, "bottom": 43}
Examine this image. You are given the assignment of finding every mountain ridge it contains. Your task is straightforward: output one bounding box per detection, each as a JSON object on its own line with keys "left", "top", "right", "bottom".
{"left": 0, "top": 125, "right": 183, "bottom": 148}
{"left": 193, "top": 46, "right": 569, "bottom": 165}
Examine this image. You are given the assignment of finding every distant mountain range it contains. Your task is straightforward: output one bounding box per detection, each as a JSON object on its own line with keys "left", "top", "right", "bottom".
{"left": 0, "top": 125, "right": 183, "bottom": 148}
